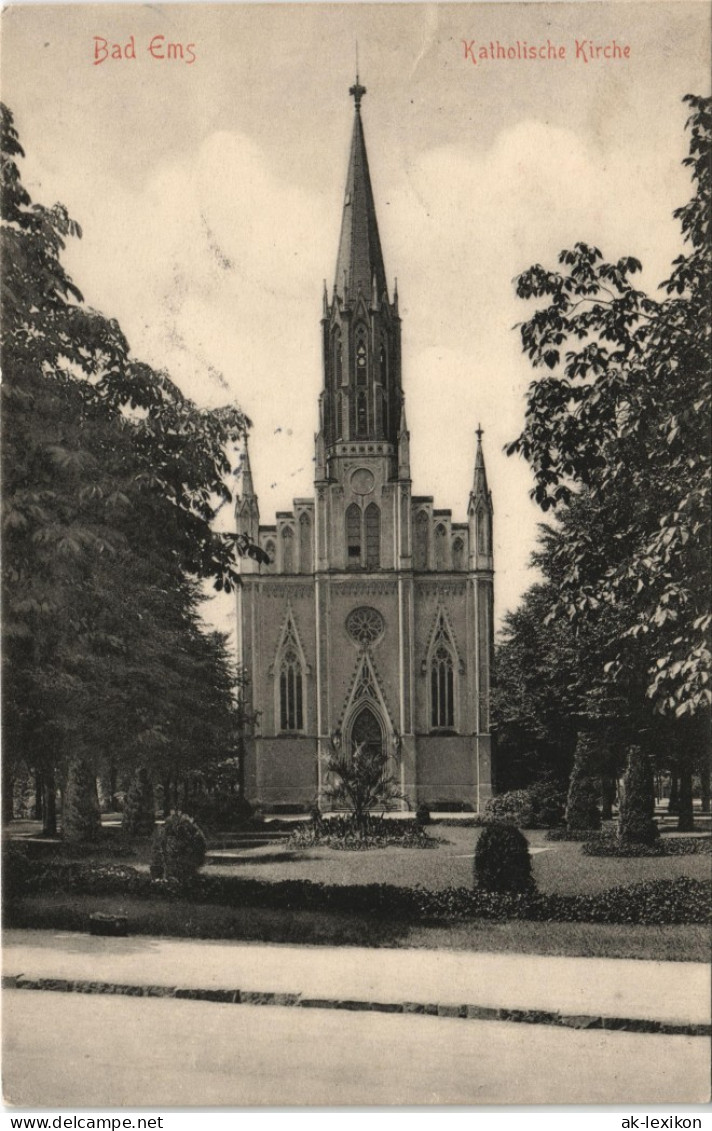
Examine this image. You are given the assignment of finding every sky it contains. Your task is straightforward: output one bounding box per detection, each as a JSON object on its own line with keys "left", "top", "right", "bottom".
{"left": 2, "top": 1, "right": 710, "bottom": 640}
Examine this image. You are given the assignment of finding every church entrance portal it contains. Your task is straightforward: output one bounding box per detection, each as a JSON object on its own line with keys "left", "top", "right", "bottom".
{"left": 350, "top": 704, "right": 384, "bottom": 761}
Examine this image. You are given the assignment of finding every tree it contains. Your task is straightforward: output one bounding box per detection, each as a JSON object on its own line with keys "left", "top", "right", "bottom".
{"left": 565, "top": 733, "right": 602, "bottom": 832}
{"left": 505, "top": 94, "right": 710, "bottom": 824}
{"left": 507, "top": 95, "right": 710, "bottom": 721}
{"left": 321, "top": 743, "right": 406, "bottom": 836}
{"left": 1, "top": 103, "right": 266, "bottom": 829}
{"left": 618, "top": 746, "right": 659, "bottom": 845}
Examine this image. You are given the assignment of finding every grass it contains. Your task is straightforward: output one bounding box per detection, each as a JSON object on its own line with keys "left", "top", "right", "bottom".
{"left": 7, "top": 819, "right": 710, "bottom": 960}
{"left": 202, "top": 826, "right": 711, "bottom": 894}
{"left": 8, "top": 892, "right": 710, "bottom": 962}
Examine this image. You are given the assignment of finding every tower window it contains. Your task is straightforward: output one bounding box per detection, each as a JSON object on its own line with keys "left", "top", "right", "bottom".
{"left": 365, "top": 503, "right": 380, "bottom": 569}
{"left": 356, "top": 390, "right": 368, "bottom": 437}
{"left": 346, "top": 503, "right": 361, "bottom": 566}
{"left": 477, "top": 509, "right": 490, "bottom": 555}
{"left": 281, "top": 526, "right": 294, "bottom": 573}
{"left": 299, "top": 512, "right": 312, "bottom": 573}
{"left": 435, "top": 523, "right": 447, "bottom": 570}
{"left": 452, "top": 537, "right": 464, "bottom": 571}
{"left": 414, "top": 511, "right": 429, "bottom": 571}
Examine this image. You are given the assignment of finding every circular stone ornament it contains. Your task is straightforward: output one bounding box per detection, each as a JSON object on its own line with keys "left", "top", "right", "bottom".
{"left": 346, "top": 606, "right": 385, "bottom": 647}
{"left": 350, "top": 467, "right": 375, "bottom": 496}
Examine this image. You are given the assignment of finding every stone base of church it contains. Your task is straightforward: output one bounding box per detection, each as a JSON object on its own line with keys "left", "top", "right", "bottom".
{"left": 244, "top": 733, "right": 493, "bottom": 813}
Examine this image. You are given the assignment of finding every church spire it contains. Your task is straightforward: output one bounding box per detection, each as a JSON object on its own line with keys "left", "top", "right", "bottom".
{"left": 334, "top": 76, "right": 388, "bottom": 304}
{"left": 472, "top": 424, "right": 490, "bottom": 500}
{"left": 241, "top": 434, "right": 256, "bottom": 498}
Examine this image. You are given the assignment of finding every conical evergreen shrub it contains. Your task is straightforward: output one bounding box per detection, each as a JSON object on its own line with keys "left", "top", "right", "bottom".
{"left": 565, "top": 733, "right": 602, "bottom": 832}
{"left": 121, "top": 768, "right": 155, "bottom": 837}
{"left": 619, "top": 746, "right": 659, "bottom": 845}
{"left": 153, "top": 811, "right": 207, "bottom": 884}
{"left": 474, "top": 822, "right": 534, "bottom": 893}
{"left": 63, "top": 756, "right": 102, "bottom": 842}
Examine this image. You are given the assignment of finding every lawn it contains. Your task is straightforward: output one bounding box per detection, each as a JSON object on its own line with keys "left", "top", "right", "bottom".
{"left": 7, "top": 820, "right": 710, "bottom": 962}
{"left": 204, "top": 825, "right": 711, "bottom": 895}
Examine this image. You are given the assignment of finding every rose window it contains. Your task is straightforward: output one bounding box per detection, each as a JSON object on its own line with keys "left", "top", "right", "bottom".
{"left": 346, "top": 606, "right": 384, "bottom": 647}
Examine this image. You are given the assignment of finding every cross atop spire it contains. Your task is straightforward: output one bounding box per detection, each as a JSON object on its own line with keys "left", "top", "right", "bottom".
{"left": 476, "top": 423, "right": 484, "bottom": 443}
{"left": 333, "top": 75, "right": 387, "bottom": 303}
{"left": 349, "top": 74, "right": 367, "bottom": 111}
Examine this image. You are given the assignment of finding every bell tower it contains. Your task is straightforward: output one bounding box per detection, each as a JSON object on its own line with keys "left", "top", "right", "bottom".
{"left": 315, "top": 77, "right": 410, "bottom": 573}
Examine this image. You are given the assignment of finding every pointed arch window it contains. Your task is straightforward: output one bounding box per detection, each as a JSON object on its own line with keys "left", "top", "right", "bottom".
{"left": 333, "top": 328, "right": 342, "bottom": 385}
{"left": 355, "top": 326, "right": 368, "bottom": 387}
{"left": 431, "top": 645, "right": 454, "bottom": 729}
{"left": 346, "top": 503, "right": 361, "bottom": 567}
{"left": 452, "top": 537, "right": 464, "bottom": 571}
{"left": 414, "top": 511, "right": 429, "bottom": 571}
{"left": 264, "top": 540, "right": 276, "bottom": 574}
{"left": 299, "top": 512, "right": 312, "bottom": 574}
{"left": 365, "top": 503, "right": 380, "bottom": 569}
{"left": 435, "top": 523, "right": 447, "bottom": 571}
{"left": 428, "top": 613, "right": 458, "bottom": 731}
{"left": 279, "top": 647, "right": 304, "bottom": 731}
{"left": 281, "top": 526, "right": 294, "bottom": 573}
{"left": 477, "top": 508, "right": 490, "bottom": 555}
{"left": 276, "top": 616, "right": 306, "bottom": 733}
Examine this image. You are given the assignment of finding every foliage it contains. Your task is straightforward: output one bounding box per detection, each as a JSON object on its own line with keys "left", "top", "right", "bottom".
{"left": 474, "top": 823, "right": 534, "bottom": 893}
{"left": 485, "top": 780, "right": 565, "bottom": 829}
{"left": 152, "top": 812, "right": 207, "bottom": 883}
{"left": 121, "top": 768, "right": 156, "bottom": 837}
{"left": 288, "top": 814, "right": 433, "bottom": 851}
{"left": 507, "top": 95, "right": 711, "bottom": 720}
{"left": 415, "top": 803, "right": 431, "bottom": 827}
{"left": 12, "top": 856, "right": 710, "bottom": 926}
{"left": 1, "top": 842, "right": 33, "bottom": 904}
{"left": 565, "top": 734, "right": 602, "bottom": 832}
{"left": 583, "top": 835, "right": 711, "bottom": 857}
{"left": 618, "top": 747, "right": 659, "bottom": 845}
{"left": 320, "top": 742, "right": 406, "bottom": 835}
{"left": 62, "top": 756, "right": 102, "bottom": 843}
{"left": 1, "top": 104, "right": 263, "bottom": 824}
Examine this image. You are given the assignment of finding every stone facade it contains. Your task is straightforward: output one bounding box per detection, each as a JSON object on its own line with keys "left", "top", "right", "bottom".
{"left": 236, "top": 80, "right": 495, "bottom": 812}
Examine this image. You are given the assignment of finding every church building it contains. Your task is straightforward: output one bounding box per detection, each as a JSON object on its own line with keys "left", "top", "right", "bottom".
{"left": 235, "top": 78, "right": 495, "bottom": 812}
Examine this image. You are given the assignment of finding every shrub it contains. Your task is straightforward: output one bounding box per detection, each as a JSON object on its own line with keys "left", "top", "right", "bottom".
{"left": 474, "top": 822, "right": 534, "bottom": 893}
{"left": 62, "top": 756, "right": 102, "bottom": 843}
{"left": 565, "top": 735, "right": 602, "bottom": 832}
{"left": 619, "top": 747, "right": 659, "bottom": 846}
{"left": 121, "top": 768, "right": 155, "bottom": 837}
{"left": 583, "top": 835, "right": 712, "bottom": 857}
{"left": 9, "top": 858, "right": 710, "bottom": 926}
{"left": 191, "top": 793, "right": 254, "bottom": 830}
{"left": 485, "top": 781, "right": 565, "bottom": 829}
{"left": 1, "top": 842, "right": 34, "bottom": 903}
{"left": 415, "top": 803, "right": 431, "bottom": 827}
{"left": 288, "top": 814, "right": 433, "bottom": 851}
{"left": 152, "top": 812, "right": 207, "bottom": 883}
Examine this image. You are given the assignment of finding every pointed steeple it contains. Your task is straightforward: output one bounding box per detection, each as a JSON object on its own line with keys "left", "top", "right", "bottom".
{"left": 241, "top": 435, "right": 256, "bottom": 498}
{"left": 334, "top": 77, "right": 388, "bottom": 304}
{"left": 472, "top": 424, "right": 489, "bottom": 500}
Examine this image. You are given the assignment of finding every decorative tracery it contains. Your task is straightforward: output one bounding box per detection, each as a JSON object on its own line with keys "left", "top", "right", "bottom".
{"left": 346, "top": 606, "right": 385, "bottom": 647}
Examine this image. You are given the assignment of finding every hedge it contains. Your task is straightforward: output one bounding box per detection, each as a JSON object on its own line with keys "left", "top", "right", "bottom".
{"left": 7, "top": 854, "right": 710, "bottom": 926}
{"left": 582, "top": 836, "right": 712, "bottom": 858}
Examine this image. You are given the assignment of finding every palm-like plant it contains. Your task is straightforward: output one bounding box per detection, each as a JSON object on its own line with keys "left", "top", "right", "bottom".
{"left": 321, "top": 742, "right": 406, "bottom": 837}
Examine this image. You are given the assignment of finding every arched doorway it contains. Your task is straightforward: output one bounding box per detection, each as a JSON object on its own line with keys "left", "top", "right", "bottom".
{"left": 349, "top": 703, "right": 384, "bottom": 760}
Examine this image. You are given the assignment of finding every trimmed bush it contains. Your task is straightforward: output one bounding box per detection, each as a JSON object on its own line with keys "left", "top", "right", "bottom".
{"left": 63, "top": 756, "right": 102, "bottom": 843}
{"left": 583, "top": 835, "right": 711, "bottom": 857}
{"left": 485, "top": 781, "right": 566, "bottom": 829}
{"left": 152, "top": 812, "right": 207, "bottom": 883}
{"left": 415, "top": 803, "right": 431, "bottom": 827}
{"left": 565, "top": 735, "right": 602, "bottom": 833}
{"left": 619, "top": 747, "right": 659, "bottom": 846}
{"left": 121, "top": 768, "right": 155, "bottom": 837}
{"left": 474, "top": 822, "right": 534, "bottom": 893}
{"left": 288, "top": 814, "right": 432, "bottom": 851}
